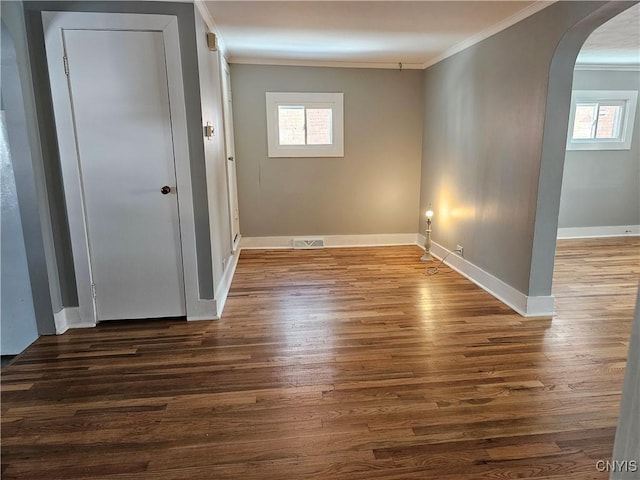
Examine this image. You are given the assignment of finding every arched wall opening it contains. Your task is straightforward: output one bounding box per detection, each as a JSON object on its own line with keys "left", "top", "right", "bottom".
{"left": 529, "top": 1, "right": 638, "bottom": 298}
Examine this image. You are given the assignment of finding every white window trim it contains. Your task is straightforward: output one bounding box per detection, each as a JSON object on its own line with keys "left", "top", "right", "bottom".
{"left": 567, "top": 90, "right": 638, "bottom": 151}
{"left": 266, "top": 92, "right": 344, "bottom": 157}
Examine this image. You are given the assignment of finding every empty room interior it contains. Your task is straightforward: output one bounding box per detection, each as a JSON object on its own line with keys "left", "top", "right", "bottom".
{"left": 1, "top": 1, "right": 639, "bottom": 478}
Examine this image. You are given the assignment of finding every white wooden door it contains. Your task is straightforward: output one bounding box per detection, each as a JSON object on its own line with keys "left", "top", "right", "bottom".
{"left": 221, "top": 61, "right": 241, "bottom": 249}
{"left": 59, "top": 28, "right": 186, "bottom": 320}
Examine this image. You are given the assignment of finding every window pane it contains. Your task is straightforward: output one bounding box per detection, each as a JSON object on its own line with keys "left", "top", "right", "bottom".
{"left": 278, "top": 106, "right": 305, "bottom": 145}
{"left": 306, "top": 108, "right": 332, "bottom": 145}
{"left": 572, "top": 103, "right": 597, "bottom": 139}
{"left": 595, "top": 104, "right": 622, "bottom": 139}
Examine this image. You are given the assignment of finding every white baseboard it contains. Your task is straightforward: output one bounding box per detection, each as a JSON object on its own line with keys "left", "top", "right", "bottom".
{"left": 214, "top": 242, "right": 242, "bottom": 318}
{"left": 54, "top": 307, "right": 94, "bottom": 334}
{"left": 55, "top": 287, "right": 223, "bottom": 328}
{"left": 241, "top": 233, "right": 420, "bottom": 249}
{"left": 187, "top": 235, "right": 243, "bottom": 321}
{"left": 418, "top": 235, "right": 555, "bottom": 317}
{"left": 54, "top": 308, "right": 71, "bottom": 334}
{"left": 55, "top": 231, "right": 557, "bottom": 330}
{"left": 240, "top": 235, "right": 291, "bottom": 249}
{"left": 524, "top": 295, "right": 555, "bottom": 317}
{"left": 56, "top": 301, "right": 218, "bottom": 325}
{"left": 557, "top": 225, "right": 640, "bottom": 239}
{"left": 187, "top": 298, "right": 218, "bottom": 322}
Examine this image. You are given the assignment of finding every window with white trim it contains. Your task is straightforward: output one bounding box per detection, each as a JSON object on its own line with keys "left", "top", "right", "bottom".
{"left": 567, "top": 90, "right": 638, "bottom": 151}
{"left": 266, "top": 92, "right": 344, "bottom": 157}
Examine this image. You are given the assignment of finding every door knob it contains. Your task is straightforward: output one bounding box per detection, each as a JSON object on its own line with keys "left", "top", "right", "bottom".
{"left": 161, "top": 186, "right": 171, "bottom": 195}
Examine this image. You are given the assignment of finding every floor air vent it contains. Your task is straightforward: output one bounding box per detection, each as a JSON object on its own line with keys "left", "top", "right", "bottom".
{"left": 293, "top": 238, "right": 325, "bottom": 249}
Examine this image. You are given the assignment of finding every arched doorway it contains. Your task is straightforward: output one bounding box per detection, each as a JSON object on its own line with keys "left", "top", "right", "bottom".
{"left": 529, "top": 1, "right": 637, "bottom": 299}
{"left": 531, "top": 1, "right": 639, "bottom": 468}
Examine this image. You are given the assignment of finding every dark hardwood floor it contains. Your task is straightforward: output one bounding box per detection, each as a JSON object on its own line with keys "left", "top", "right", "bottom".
{"left": 2, "top": 238, "right": 638, "bottom": 479}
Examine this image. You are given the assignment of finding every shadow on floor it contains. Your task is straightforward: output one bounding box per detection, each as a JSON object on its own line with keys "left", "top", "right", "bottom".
{"left": 1, "top": 355, "right": 17, "bottom": 369}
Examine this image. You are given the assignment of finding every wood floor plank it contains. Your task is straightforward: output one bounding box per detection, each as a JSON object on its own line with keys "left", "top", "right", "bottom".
{"left": 2, "top": 237, "right": 638, "bottom": 479}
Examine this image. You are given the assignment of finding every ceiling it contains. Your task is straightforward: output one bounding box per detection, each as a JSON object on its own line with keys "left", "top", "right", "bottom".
{"left": 203, "top": 1, "right": 640, "bottom": 69}
{"left": 203, "top": 1, "right": 548, "bottom": 69}
{"left": 576, "top": 3, "right": 640, "bottom": 66}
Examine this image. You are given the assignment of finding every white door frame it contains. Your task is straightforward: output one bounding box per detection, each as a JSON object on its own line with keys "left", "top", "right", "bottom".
{"left": 220, "top": 59, "right": 241, "bottom": 251}
{"left": 43, "top": 11, "right": 215, "bottom": 326}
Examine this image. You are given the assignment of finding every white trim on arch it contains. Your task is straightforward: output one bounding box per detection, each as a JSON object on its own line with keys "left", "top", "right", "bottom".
{"left": 42, "top": 11, "right": 213, "bottom": 326}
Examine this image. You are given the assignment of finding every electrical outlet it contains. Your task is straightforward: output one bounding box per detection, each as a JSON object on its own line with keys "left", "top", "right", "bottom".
{"left": 455, "top": 245, "right": 464, "bottom": 256}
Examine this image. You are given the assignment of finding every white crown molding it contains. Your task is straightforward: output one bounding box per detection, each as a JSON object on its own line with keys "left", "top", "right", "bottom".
{"left": 198, "top": 1, "right": 555, "bottom": 71}
{"left": 574, "top": 64, "right": 640, "bottom": 72}
{"left": 228, "top": 57, "right": 423, "bottom": 70}
{"left": 241, "top": 233, "right": 420, "bottom": 249}
{"left": 557, "top": 225, "right": 640, "bottom": 239}
{"left": 422, "top": 0, "right": 556, "bottom": 70}
{"left": 419, "top": 236, "right": 555, "bottom": 318}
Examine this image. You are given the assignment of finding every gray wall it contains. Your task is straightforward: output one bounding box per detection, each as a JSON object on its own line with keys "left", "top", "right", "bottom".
{"left": 419, "top": 1, "right": 632, "bottom": 296}
{"left": 22, "top": 1, "right": 215, "bottom": 303}
{"left": 1, "top": 22, "right": 39, "bottom": 354}
{"left": 1, "top": 2, "right": 56, "bottom": 338}
{"left": 1, "top": 105, "right": 39, "bottom": 353}
{"left": 559, "top": 69, "right": 640, "bottom": 229}
{"left": 231, "top": 65, "right": 423, "bottom": 237}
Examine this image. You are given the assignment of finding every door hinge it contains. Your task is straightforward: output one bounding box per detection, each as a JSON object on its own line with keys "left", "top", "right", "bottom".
{"left": 63, "top": 56, "right": 69, "bottom": 76}
{"left": 91, "top": 283, "right": 96, "bottom": 299}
